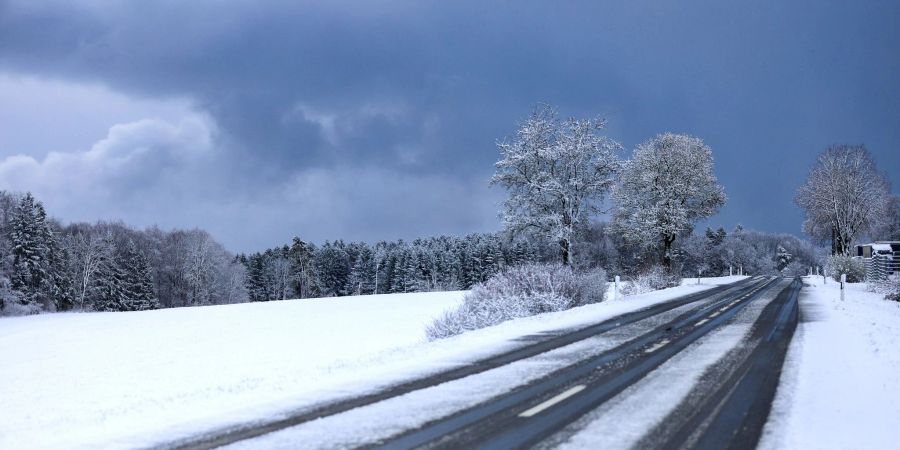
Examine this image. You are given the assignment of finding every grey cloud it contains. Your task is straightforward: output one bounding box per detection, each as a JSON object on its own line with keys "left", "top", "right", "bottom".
{"left": 0, "top": 0, "right": 898, "bottom": 250}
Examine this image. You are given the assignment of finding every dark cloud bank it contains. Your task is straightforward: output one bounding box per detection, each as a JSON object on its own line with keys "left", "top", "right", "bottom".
{"left": 0, "top": 0, "right": 898, "bottom": 251}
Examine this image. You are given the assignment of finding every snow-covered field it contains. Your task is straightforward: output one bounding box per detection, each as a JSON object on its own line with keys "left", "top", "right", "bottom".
{"left": 1, "top": 292, "right": 467, "bottom": 450}
{"left": 0, "top": 277, "right": 743, "bottom": 450}
{"left": 760, "top": 276, "right": 900, "bottom": 449}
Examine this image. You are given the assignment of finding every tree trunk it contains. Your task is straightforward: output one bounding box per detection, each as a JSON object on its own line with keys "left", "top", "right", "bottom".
{"left": 560, "top": 239, "right": 570, "bottom": 266}
{"left": 662, "top": 235, "right": 675, "bottom": 271}
{"left": 832, "top": 226, "right": 851, "bottom": 255}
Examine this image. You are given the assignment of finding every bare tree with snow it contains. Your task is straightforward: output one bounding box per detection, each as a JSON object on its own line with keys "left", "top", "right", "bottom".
{"left": 613, "top": 133, "right": 726, "bottom": 270}
{"left": 491, "top": 104, "right": 621, "bottom": 265}
{"left": 68, "top": 231, "right": 113, "bottom": 311}
{"left": 795, "top": 145, "right": 890, "bottom": 255}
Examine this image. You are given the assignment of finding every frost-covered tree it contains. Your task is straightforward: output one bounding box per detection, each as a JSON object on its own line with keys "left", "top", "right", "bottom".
{"left": 492, "top": 105, "right": 621, "bottom": 265}
{"left": 349, "top": 245, "right": 376, "bottom": 295}
{"left": 67, "top": 231, "right": 112, "bottom": 310}
{"left": 613, "top": 133, "right": 726, "bottom": 270}
{"left": 92, "top": 233, "right": 124, "bottom": 311}
{"left": 871, "top": 195, "right": 900, "bottom": 240}
{"left": 218, "top": 256, "right": 248, "bottom": 304}
{"left": 244, "top": 253, "right": 270, "bottom": 302}
{"left": 774, "top": 245, "right": 793, "bottom": 272}
{"left": 315, "top": 241, "right": 350, "bottom": 297}
{"left": 269, "top": 246, "right": 292, "bottom": 300}
{"left": 116, "top": 240, "right": 159, "bottom": 311}
{"left": 289, "top": 237, "right": 316, "bottom": 298}
{"left": 9, "top": 193, "right": 62, "bottom": 310}
{"left": 795, "top": 145, "right": 890, "bottom": 255}
{"left": 704, "top": 227, "right": 729, "bottom": 276}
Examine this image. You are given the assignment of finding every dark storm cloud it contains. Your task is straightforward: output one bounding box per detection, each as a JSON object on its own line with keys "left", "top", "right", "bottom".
{"left": 0, "top": 0, "right": 898, "bottom": 250}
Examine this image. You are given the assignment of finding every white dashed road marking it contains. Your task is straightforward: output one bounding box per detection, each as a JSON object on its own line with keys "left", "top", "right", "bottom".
{"left": 644, "top": 339, "right": 671, "bottom": 354}
{"left": 519, "top": 385, "right": 586, "bottom": 418}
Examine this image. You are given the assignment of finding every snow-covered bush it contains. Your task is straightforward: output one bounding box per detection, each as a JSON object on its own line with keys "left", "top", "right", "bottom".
{"left": 426, "top": 264, "right": 607, "bottom": 340}
{"left": 575, "top": 267, "right": 609, "bottom": 306}
{"left": 782, "top": 260, "right": 808, "bottom": 277}
{"left": 889, "top": 287, "right": 900, "bottom": 302}
{"left": 868, "top": 276, "right": 900, "bottom": 302}
{"left": 826, "top": 255, "right": 865, "bottom": 283}
{"left": 0, "top": 277, "right": 37, "bottom": 317}
{"left": 621, "top": 266, "right": 680, "bottom": 296}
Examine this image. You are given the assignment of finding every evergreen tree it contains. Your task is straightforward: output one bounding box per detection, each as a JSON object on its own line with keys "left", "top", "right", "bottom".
{"left": 703, "top": 227, "right": 728, "bottom": 276}
{"left": 315, "top": 242, "right": 350, "bottom": 297}
{"left": 10, "top": 193, "right": 56, "bottom": 310}
{"left": 36, "top": 203, "right": 74, "bottom": 311}
{"left": 774, "top": 245, "right": 793, "bottom": 272}
{"left": 348, "top": 245, "right": 376, "bottom": 295}
{"left": 117, "top": 240, "right": 159, "bottom": 311}
{"left": 92, "top": 234, "right": 124, "bottom": 312}
{"left": 244, "top": 253, "right": 270, "bottom": 302}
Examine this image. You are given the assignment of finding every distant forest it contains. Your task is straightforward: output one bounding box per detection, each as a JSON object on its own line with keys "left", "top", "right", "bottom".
{"left": 0, "top": 190, "right": 821, "bottom": 315}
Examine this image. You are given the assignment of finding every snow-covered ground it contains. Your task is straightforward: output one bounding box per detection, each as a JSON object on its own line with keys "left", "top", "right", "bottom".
{"left": 0, "top": 277, "right": 744, "bottom": 450}
{"left": 1, "top": 292, "right": 466, "bottom": 450}
{"left": 760, "top": 276, "right": 900, "bottom": 449}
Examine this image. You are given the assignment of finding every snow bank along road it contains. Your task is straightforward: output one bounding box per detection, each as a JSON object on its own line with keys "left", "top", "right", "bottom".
{"left": 162, "top": 276, "right": 800, "bottom": 450}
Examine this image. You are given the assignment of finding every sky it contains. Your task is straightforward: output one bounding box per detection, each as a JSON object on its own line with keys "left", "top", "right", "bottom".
{"left": 0, "top": 0, "right": 898, "bottom": 253}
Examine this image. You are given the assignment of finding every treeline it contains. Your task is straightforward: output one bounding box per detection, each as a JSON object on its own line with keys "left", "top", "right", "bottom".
{"left": 572, "top": 222, "right": 821, "bottom": 278}
{"left": 0, "top": 190, "right": 547, "bottom": 315}
{"left": 240, "top": 234, "right": 542, "bottom": 301}
{"left": 242, "top": 222, "right": 822, "bottom": 304}
{"left": 0, "top": 191, "right": 246, "bottom": 315}
{"left": 0, "top": 189, "right": 823, "bottom": 317}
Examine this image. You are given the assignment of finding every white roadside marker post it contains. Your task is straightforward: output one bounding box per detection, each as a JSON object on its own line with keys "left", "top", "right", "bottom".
{"left": 614, "top": 275, "right": 620, "bottom": 300}
{"left": 730, "top": 266, "right": 733, "bottom": 276}
{"left": 840, "top": 274, "right": 846, "bottom": 301}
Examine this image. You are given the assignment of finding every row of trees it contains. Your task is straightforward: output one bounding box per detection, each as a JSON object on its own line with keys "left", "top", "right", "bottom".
{"left": 572, "top": 221, "right": 820, "bottom": 278}
{"left": 493, "top": 106, "right": 897, "bottom": 274}
{"left": 0, "top": 193, "right": 824, "bottom": 317}
{"left": 240, "top": 234, "right": 543, "bottom": 301}
{"left": 0, "top": 191, "right": 247, "bottom": 315}
{"left": 493, "top": 105, "right": 726, "bottom": 271}
{"left": 240, "top": 220, "right": 820, "bottom": 306}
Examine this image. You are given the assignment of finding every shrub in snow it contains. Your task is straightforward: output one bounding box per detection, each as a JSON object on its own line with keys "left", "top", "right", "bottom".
{"left": 867, "top": 276, "right": 900, "bottom": 302}
{"left": 620, "top": 266, "right": 680, "bottom": 296}
{"left": 781, "top": 260, "right": 808, "bottom": 277}
{"left": 426, "top": 263, "right": 607, "bottom": 340}
{"left": 825, "top": 255, "right": 865, "bottom": 283}
{"left": 0, "top": 277, "right": 38, "bottom": 316}
{"left": 576, "top": 267, "right": 609, "bottom": 306}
